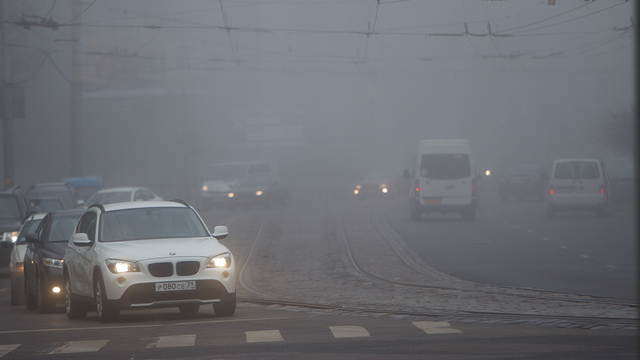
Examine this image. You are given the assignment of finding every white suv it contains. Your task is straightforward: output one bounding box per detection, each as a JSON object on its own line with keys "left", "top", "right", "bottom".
{"left": 63, "top": 200, "right": 235, "bottom": 322}
{"left": 546, "top": 158, "right": 610, "bottom": 218}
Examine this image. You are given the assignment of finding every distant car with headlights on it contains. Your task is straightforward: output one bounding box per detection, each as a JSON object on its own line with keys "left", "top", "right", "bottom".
{"left": 24, "top": 209, "right": 84, "bottom": 313}
{"left": 63, "top": 200, "right": 235, "bottom": 323}
{"left": 227, "top": 173, "right": 289, "bottom": 209}
{"left": 498, "top": 164, "right": 548, "bottom": 202}
{"left": 354, "top": 168, "right": 404, "bottom": 197}
{"left": 201, "top": 161, "right": 271, "bottom": 210}
{"left": 0, "top": 187, "right": 36, "bottom": 269}
{"left": 9, "top": 213, "right": 45, "bottom": 305}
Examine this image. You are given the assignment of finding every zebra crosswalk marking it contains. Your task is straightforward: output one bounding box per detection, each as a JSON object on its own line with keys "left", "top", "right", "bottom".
{"left": 245, "top": 330, "right": 284, "bottom": 343}
{"left": 47, "top": 340, "right": 110, "bottom": 354}
{"left": 146, "top": 334, "right": 197, "bottom": 348}
{"left": 412, "top": 321, "right": 462, "bottom": 334}
{"left": 329, "top": 326, "right": 370, "bottom": 338}
{"left": 0, "top": 344, "right": 19, "bottom": 357}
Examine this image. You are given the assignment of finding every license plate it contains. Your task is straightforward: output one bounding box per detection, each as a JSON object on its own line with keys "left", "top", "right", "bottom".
{"left": 422, "top": 198, "right": 442, "bottom": 204}
{"left": 155, "top": 281, "right": 196, "bottom": 292}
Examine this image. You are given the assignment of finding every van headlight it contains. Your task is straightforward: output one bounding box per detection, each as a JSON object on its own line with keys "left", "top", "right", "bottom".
{"left": 106, "top": 259, "right": 140, "bottom": 274}
{"left": 207, "top": 253, "right": 231, "bottom": 268}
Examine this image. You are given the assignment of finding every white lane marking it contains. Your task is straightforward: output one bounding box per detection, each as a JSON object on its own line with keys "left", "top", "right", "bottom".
{"left": 146, "top": 334, "right": 196, "bottom": 348}
{"left": 47, "top": 340, "right": 109, "bottom": 354}
{"left": 580, "top": 255, "right": 590, "bottom": 259}
{"left": 413, "top": 321, "right": 462, "bottom": 334}
{"left": 329, "top": 326, "right": 370, "bottom": 338}
{"left": 560, "top": 245, "right": 568, "bottom": 249}
{"left": 0, "top": 344, "right": 20, "bottom": 357}
{"left": 0, "top": 316, "right": 296, "bottom": 335}
{"left": 246, "top": 330, "right": 283, "bottom": 343}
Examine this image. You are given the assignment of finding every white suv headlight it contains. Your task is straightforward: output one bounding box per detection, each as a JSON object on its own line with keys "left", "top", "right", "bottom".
{"left": 106, "top": 259, "right": 140, "bottom": 274}
{"left": 207, "top": 253, "right": 231, "bottom": 268}
{"left": 43, "top": 257, "right": 63, "bottom": 269}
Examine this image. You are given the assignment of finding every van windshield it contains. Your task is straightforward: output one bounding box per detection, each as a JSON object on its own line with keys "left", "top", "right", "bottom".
{"left": 205, "top": 163, "right": 248, "bottom": 181}
{"left": 420, "top": 154, "right": 470, "bottom": 180}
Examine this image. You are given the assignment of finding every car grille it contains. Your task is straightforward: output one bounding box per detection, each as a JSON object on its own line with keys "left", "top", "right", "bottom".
{"left": 176, "top": 261, "right": 200, "bottom": 276}
{"left": 147, "top": 261, "right": 201, "bottom": 277}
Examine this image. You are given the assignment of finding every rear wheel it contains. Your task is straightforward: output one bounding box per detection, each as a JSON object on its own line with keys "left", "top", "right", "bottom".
{"left": 546, "top": 206, "right": 556, "bottom": 218}
{"left": 95, "top": 276, "right": 119, "bottom": 323}
{"left": 10, "top": 273, "right": 22, "bottom": 306}
{"left": 462, "top": 207, "right": 476, "bottom": 221}
{"left": 65, "top": 274, "right": 87, "bottom": 320}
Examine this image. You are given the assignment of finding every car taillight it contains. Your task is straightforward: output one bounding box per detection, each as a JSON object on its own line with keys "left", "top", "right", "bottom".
{"left": 600, "top": 185, "right": 606, "bottom": 194}
{"left": 549, "top": 186, "right": 555, "bottom": 195}
{"left": 414, "top": 179, "right": 419, "bottom": 196}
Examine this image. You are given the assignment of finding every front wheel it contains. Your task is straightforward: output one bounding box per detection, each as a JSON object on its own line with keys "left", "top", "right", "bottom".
{"left": 25, "top": 274, "right": 37, "bottom": 310}
{"left": 37, "top": 275, "right": 55, "bottom": 313}
{"left": 546, "top": 206, "right": 556, "bottom": 218}
{"left": 462, "top": 207, "right": 476, "bottom": 221}
{"left": 213, "top": 296, "right": 236, "bottom": 317}
{"left": 65, "top": 274, "right": 87, "bottom": 320}
{"left": 95, "top": 276, "right": 119, "bottom": 323}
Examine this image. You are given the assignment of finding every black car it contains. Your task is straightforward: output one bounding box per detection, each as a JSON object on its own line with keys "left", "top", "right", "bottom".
{"left": 227, "top": 173, "right": 289, "bottom": 209}
{"left": 26, "top": 182, "right": 83, "bottom": 210}
{"left": 24, "top": 209, "right": 84, "bottom": 313}
{"left": 498, "top": 164, "right": 548, "bottom": 202}
{"left": 0, "top": 187, "right": 36, "bottom": 268}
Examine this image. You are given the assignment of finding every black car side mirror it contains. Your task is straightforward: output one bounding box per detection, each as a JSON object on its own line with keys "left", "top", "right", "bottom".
{"left": 25, "top": 233, "right": 39, "bottom": 244}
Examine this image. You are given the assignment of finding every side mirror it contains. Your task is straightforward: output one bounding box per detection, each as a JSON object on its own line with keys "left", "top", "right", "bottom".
{"left": 403, "top": 169, "right": 411, "bottom": 180}
{"left": 25, "top": 233, "right": 40, "bottom": 244}
{"left": 76, "top": 199, "right": 85, "bottom": 208}
{"left": 212, "top": 225, "right": 228, "bottom": 240}
{"left": 71, "top": 233, "right": 92, "bottom": 247}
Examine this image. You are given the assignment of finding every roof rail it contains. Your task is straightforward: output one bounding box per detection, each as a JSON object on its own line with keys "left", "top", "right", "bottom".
{"left": 88, "top": 203, "right": 105, "bottom": 213}
{"left": 170, "top": 199, "right": 189, "bottom": 207}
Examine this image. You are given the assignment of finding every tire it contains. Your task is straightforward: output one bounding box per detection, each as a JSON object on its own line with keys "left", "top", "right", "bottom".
{"left": 25, "top": 275, "right": 37, "bottom": 310}
{"left": 65, "top": 274, "right": 87, "bottom": 320}
{"left": 10, "top": 273, "right": 23, "bottom": 306}
{"left": 213, "top": 297, "right": 236, "bottom": 317}
{"left": 179, "top": 304, "right": 200, "bottom": 314}
{"left": 410, "top": 204, "right": 420, "bottom": 222}
{"left": 95, "top": 276, "right": 119, "bottom": 323}
{"left": 462, "top": 207, "right": 476, "bottom": 221}
{"left": 596, "top": 207, "right": 607, "bottom": 218}
{"left": 37, "top": 275, "right": 55, "bottom": 313}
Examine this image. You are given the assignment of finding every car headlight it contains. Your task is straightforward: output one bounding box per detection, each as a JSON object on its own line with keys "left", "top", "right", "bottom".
{"left": 255, "top": 190, "right": 263, "bottom": 196}
{"left": 207, "top": 253, "right": 231, "bottom": 268}
{"left": 228, "top": 192, "right": 234, "bottom": 198}
{"left": 43, "top": 257, "right": 63, "bottom": 269}
{"left": 106, "top": 259, "right": 140, "bottom": 274}
{"left": 356, "top": 185, "right": 362, "bottom": 189}
{"left": 202, "top": 185, "right": 209, "bottom": 192}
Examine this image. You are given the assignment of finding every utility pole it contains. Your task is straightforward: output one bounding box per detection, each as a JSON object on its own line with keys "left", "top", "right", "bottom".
{"left": 1, "top": 0, "right": 13, "bottom": 189}
{"left": 69, "top": 0, "right": 82, "bottom": 177}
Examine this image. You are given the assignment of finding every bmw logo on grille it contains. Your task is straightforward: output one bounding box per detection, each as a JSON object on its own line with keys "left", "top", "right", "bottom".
{"left": 169, "top": 252, "right": 176, "bottom": 256}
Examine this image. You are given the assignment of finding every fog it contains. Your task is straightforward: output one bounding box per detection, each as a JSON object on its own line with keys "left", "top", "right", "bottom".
{"left": 2, "top": 0, "right": 635, "bottom": 202}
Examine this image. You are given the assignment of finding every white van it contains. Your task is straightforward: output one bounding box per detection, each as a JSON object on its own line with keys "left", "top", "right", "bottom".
{"left": 200, "top": 161, "right": 271, "bottom": 210}
{"left": 405, "top": 139, "right": 477, "bottom": 221}
{"left": 546, "top": 158, "right": 609, "bottom": 218}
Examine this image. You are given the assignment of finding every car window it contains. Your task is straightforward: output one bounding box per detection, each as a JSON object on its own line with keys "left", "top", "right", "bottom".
{"left": 16, "top": 219, "right": 42, "bottom": 245}
{"left": 48, "top": 215, "right": 81, "bottom": 242}
{"left": 77, "top": 211, "right": 97, "bottom": 241}
{"left": 554, "top": 161, "right": 601, "bottom": 180}
{"left": 420, "top": 154, "right": 470, "bottom": 180}
{"left": 100, "top": 207, "right": 209, "bottom": 242}
{"left": 237, "top": 174, "right": 271, "bottom": 187}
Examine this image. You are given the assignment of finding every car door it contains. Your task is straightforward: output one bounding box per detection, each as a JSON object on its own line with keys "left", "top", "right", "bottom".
{"left": 67, "top": 210, "right": 98, "bottom": 297}
{"left": 24, "top": 214, "right": 50, "bottom": 295}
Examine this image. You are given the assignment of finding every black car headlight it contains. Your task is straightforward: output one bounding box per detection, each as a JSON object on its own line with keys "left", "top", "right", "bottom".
{"left": 106, "top": 259, "right": 140, "bottom": 274}
{"left": 43, "top": 257, "right": 63, "bottom": 269}
{"left": 207, "top": 253, "right": 231, "bottom": 268}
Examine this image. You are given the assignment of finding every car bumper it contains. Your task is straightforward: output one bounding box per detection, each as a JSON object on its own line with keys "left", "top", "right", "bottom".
{"left": 547, "top": 194, "right": 608, "bottom": 210}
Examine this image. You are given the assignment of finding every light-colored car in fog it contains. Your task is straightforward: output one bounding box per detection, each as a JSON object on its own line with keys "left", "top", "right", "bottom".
{"left": 63, "top": 200, "right": 235, "bottom": 322}
{"left": 201, "top": 161, "right": 271, "bottom": 210}
{"left": 9, "top": 213, "right": 45, "bottom": 305}
{"left": 85, "top": 187, "right": 163, "bottom": 206}
{"left": 546, "top": 158, "right": 609, "bottom": 218}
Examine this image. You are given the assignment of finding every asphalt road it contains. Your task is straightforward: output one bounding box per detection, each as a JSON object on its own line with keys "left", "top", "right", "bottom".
{"left": 0, "top": 189, "right": 636, "bottom": 359}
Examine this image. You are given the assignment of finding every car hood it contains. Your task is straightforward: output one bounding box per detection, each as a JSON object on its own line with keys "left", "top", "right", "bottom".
{"left": 96, "top": 237, "right": 229, "bottom": 261}
{"left": 42, "top": 242, "right": 70, "bottom": 259}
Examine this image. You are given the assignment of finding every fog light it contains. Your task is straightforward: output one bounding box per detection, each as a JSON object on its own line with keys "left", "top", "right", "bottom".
{"left": 354, "top": 189, "right": 359, "bottom": 195}
{"left": 382, "top": 188, "right": 388, "bottom": 193}
{"left": 222, "top": 271, "right": 229, "bottom": 279}
{"left": 52, "top": 287, "right": 61, "bottom": 294}
{"left": 117, "top": 277, "right": 126, "bottom": 285}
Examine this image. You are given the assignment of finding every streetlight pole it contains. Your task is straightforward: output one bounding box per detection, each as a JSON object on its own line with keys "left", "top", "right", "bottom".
{"left": 1, "top": 0, "right": 14, "bottom": 189}
{"left": 69, "top": 0, "right": 82, "bottom": 177}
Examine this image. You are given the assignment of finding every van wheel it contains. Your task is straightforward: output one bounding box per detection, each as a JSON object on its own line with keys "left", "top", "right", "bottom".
{"left": 410, "top": 208, "right": 420, "bottom": 221}
{"left": 596, "top": 207, "right": 607, "bottom": 218}
{"left": 462, "top": 208, "right": 475, "bottom": 221}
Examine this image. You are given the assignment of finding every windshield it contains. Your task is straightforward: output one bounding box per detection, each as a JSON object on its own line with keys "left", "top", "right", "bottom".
{"left": 206, "top": 163, "right": 248, "bottom": 181}
{"left": 35, "top": 199, "right": 65, "bottom": 212}
{"left": 48, "top": 215, "right": 81, "bottom": 243}
{"left": 420, "top": 154, "right": 471, "bottom": 180}
{"left": 27, "top": 190, "right": 74, "bottom": 209}
{"left": 236, "top": 174, "right": 271, "bottom": 187}
{"left": 0, "top": 196, "right": 20, "bottom": 221}
{"left": 87, "top": 191, "right": 131, "bottom": 205}
{"left": 100, "top": 207, "right": 209, "bottom": 242}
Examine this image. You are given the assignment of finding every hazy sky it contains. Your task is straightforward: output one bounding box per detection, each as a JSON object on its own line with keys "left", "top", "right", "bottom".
{"left": 3, "top": 0, "right": 636, "bottom": 193}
